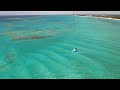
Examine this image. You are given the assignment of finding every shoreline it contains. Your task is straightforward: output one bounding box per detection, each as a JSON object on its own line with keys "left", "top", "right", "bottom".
{"left": 75, "top": 15, "right": 120, "bottom": 21}
{"left": 91, "top": 16, "right": 120, "bottom": 20}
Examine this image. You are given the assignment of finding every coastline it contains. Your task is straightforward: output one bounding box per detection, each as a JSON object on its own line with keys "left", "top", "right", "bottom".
{"left": 92, "top": 16, "right": 120, "bottom": 20}
{"left": 91, "top": 15, "right": 120, "bottom": 20}
{"left": 74, "top": 15, "right": 120, "bottom": 21}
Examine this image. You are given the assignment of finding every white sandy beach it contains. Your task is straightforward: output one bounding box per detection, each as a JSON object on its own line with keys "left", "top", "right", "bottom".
{"left": 91, "top": 16, "right": 120, "bottom": 20}
{"left": 74, "top": 15, "right": 120, "bottom": 21}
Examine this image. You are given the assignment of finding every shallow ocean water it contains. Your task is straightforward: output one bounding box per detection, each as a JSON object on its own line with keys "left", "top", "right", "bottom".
{"left": 0, "top": 15, "right": 120, "bottom": 79}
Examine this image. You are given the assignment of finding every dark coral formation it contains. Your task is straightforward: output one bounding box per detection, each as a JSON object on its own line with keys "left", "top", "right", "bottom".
{"left": 12, "top": 35, "right": 53, "bottom": 41}
{"left": 4, "top": 30, "right": 56, "bottom": 41}
{"left": 6, "top": 49, "right": 16, "bottom": 63}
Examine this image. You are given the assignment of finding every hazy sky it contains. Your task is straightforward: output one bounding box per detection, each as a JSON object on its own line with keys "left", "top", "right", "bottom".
{"left": 74, "top": 11, "right": 120, "bottom": 15}
{"left": 0, "top": 11, "right": 120, "bottom": 15}
{"left": 0, "top": 11, "right": 73, "bottom": 15}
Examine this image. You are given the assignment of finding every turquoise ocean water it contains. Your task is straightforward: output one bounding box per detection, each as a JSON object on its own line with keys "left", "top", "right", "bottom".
{"left": 0, "top": 15, "right": 120, "bottom": 79}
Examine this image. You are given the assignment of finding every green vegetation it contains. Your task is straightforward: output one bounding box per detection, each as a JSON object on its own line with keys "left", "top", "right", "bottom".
{"left": 92, "top": 15, "right": 120, "bottom": 19}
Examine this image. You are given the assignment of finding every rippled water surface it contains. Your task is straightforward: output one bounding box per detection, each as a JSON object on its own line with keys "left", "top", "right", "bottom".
{"left": 0, "top": 15, "right": 120, "bottom": 79}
